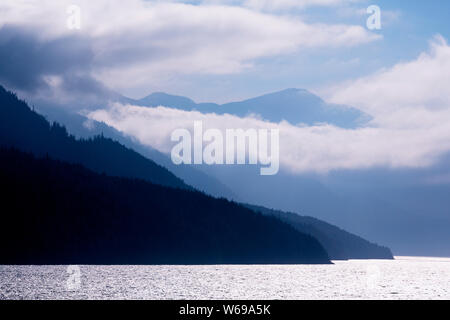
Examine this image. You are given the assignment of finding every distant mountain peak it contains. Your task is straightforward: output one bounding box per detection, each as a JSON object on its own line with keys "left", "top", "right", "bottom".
{"left": 219, "top": 88, "right": 369, "bottom": 128}
{"left": 242, "top": 88, "right": 324, "bottom": 103}
{"left": 279, "top": 88, "right": 308, "bottom": 93}
{"left": 137, "top": 92, "right": 196, "bottom": 110}
{"left": 123, "top": 88, "right": 370, "bottom": 128}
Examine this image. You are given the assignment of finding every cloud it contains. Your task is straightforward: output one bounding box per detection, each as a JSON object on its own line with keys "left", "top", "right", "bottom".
{"left": 243, "top": 0, "right": 362, "bottom": 11}
{"left": 0, "top": 26, "right": 93, "bottom": 91}
{"left": 0, "top": 24, "right": 121, "bottom": 109}
{"left": 328, "top": 36, "right": 450, "bottom": 121}
{"left": 0, "top": 0, "right": 379, "bottom": 95}
{"left": 86, "top": 102, "right": 450, "bottom": 174}
{"left": 198, "top": 0, "right": 363, "bottom": 11}
{"left": 87, "top": 37, "right": 450, "bottom": 174}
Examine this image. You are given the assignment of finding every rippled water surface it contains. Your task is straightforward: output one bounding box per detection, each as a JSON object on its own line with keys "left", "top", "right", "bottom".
{"left": 1, "top": 257, "right": 449, "bottom": 300}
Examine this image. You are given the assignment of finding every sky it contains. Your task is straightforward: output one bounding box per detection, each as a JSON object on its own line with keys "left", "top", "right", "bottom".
{"left": 2, "top": 0, "right": 449, "bottom": 102}
{"left": 2, "top": 0, "right": 450, "bottom": 175}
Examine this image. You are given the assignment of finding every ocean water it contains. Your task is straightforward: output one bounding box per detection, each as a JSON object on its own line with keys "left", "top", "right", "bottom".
{"left": 0, "top": 257, "right": 449, "bottom": 300}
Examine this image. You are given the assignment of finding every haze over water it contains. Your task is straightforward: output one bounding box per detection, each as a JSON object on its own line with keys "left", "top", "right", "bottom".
{"left": 1, "top": 257, "right": 449, "bottom": 300}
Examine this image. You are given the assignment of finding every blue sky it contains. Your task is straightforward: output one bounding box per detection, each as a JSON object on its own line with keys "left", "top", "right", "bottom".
{"left": 1, "top": 0, "right": 449, "bottom": 104}
{"left": 109, "top": 0, "right": 450, "bottom": 103}
{"left": 170, "top": 0, "right": 450, "bottom": 103}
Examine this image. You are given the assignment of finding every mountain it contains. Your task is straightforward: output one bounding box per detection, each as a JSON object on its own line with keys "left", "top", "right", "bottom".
{"left": 0, "top": 84, "right": 330, "bottom": 264}
{"left": 139, "top": 147, "right": 239, "bottom": 200}
{"left": 137, "top": 92, "right": 198, "bottom": 111}
{"left": 0, "top": 147, "right": 330, "bottom": 265}
{"left": 247, "top": 205, "right": 393, "bottom": 260}
{"left": 0, "top": 85, "right": 188, "bottom": 190}
{"left": 29, "top": 100, "right": 399, "bottom": 260}
{"left": 33, "top": 103, "right": 238, "bottom": 200}
{"left": 0, "top": 84, "right": 395, "bottom": 260}
{"left": 319, "top": 168, "right": 450, "bottom": 257}
{"left": 196, "top": 151, "right": 450, "bottom": 257}
{"left": 132, "top": 88, "right": 370, "bottom": 128}
{"left": 220, "top": 89, "right": 370, "bottom": 128}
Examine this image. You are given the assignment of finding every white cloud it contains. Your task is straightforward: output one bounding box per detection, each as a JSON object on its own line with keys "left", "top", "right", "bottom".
{"left": 0, "top": 0, "right": 379, "bottom": 93}
{"left": 87, "top": 37, "right": 450, "bottom": 174}
{"left": 328, "top": 36, "right": 450, "bottom": 121}
{"left": 243, "top": 0, "right": 362, "bottom": 11}
{"left": 86, "top": 104, "right": 450, "bottom": 174}
{"left": 199, "top": 0, "right": 363, "bottom": 11}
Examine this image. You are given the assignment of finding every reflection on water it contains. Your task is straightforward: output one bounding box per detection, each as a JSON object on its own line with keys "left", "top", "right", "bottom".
{"left": 1, "top": 257, "right": 449, "bottom": 300}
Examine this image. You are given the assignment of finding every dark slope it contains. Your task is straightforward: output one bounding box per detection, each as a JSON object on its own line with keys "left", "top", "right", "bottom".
{"left": 247, "top": 205, "right": 393, "bottom": 260}
{"left": 0, "top": 148, "right": 330, "bottom": 265}
{"left": 33, "top": 104, "right": 238, "bottom": 200}
{"left": 0, "top": 85, "right": 187, "bottom": 190}
{"left": 34, "top": 103, "right": 394, "bottom": 259}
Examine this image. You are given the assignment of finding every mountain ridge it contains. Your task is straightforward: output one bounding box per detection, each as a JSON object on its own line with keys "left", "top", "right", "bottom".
{"left": 33, "top": 103, "right": 239, "bottom": 200}
{"left": 247, "top": 204, "right": 393, "bottom": 260}
{"left": 129, "top": 88, "right": 371, "bottom": 128}
{"left": 0, "top": 84, "right": 395, "bottom": 261}
{"left": 0, "top": 147, "right": 330, "bottom": 265}
{"left": 0, "top": 85, "right": 189, "bottom": 190}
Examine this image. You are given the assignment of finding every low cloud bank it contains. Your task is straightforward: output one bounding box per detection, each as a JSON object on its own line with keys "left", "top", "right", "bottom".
{"left": 88, "top": 37, "right": 450, "bottom": 174}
